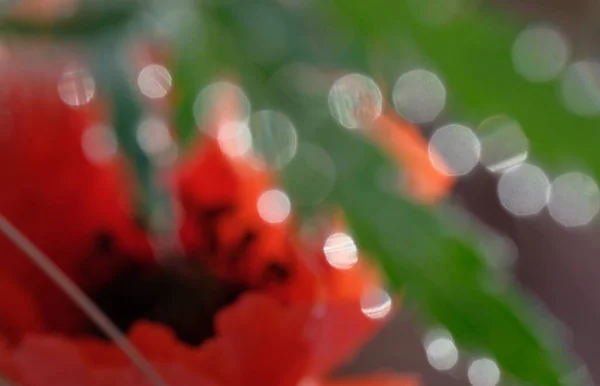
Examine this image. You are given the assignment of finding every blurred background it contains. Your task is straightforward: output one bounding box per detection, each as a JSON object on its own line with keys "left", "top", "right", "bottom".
{"left": 3, "top": 0, "right": 600, "bottom": 385}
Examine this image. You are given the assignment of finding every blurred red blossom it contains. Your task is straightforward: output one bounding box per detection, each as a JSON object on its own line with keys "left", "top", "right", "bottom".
{"left": 0, "top": 49, "right": 425, "bottom": 386}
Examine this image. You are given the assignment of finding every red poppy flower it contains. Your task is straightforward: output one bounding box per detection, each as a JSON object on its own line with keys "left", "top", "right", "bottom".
{"left": 0, "top": 51, "right": 442, "bottom": 385}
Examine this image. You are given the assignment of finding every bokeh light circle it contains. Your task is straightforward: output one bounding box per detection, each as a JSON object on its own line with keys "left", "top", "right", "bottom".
{"left": 478, "top": 115, "right": 529, "bottom": 173}
{"left": 58, "top": 66, "right": 95, "bottom": 107}
{"left": 393, "top": 69, "right": 446, "bottom": 123}
{"left": 249, "top": 110, "right": 298, "bottom": 169}
{"left": 328, "top": 73, "right": 383, "bottom": 129}
{"left": 257, "top": 189, "right": 291, "bottom": 224}
{"left": 561, "top": 61, "right": 600, "bottom": 116}
{"left": 512, "top": 25, "right": 570, "bottom": 83}
{"left": 429, "top": 124, "right": 480, "bottom": 176}
{"left": 360, "top": 288, "right": 392, "bottom": 320}
{"left": 424, "top": 329, "right": 459, "bottom": 371}
{"left": 548, "top": 172, "right": 600, "bottom": 227}
{"left": 138, "top": 64, "right": 172, "bottom": 99}
{"left": 323, "top": 232, "right": 358, "bottom": 270}
{"left": 468, "top": 358, "right": 501, "bottom": 386}
{"left": 217, "top": 121, "right": 253, "bottom": 158}
{"left": 81, "top": 125, "right": 118, "bottom": 165}
{"left": 497, "top": 163, "right": 550, "bottom": 216}
{"left": 194, "top": 82, "right": 251, "bottom": 132}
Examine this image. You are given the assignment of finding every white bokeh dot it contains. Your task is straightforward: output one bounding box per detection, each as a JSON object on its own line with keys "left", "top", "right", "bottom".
{"left": 137, "top": 64, "right": 172, "bottom": 99}
{"left": 328, "top": 73, "right": 383, "bottom": 129}
{"left": 549, "top": 172, "right": 600, "bottom": 227}
{"left": 429, "top": 124, "right": 480, "bottom": 176}
{"left": 81, "top": 125, "right": 117, "bottom": 165}
{"left": 323, "top": 232, "right": 358, "bottom": 270}
{"left": 512, "top": 25, "right": 570, "bottom": 83}
{"left": 249, "top": 110, "right": 298, "bottom": 170}
{"left": 561, "top": 61, "right": 600, "bottom": 116}
{"left": 360, "top": 288, "right": 392, "bottom": 320}
{"left": 478, "top": 115, "right": 529, "bottom": 173}
{"left": 393, "top": 69, "right": 446, "bottom": 123}
{"left": 424, "top": 329, "right": 459, "bottom": 371}
{"left": 257, "top": 189, "right": 291, "bottom": 224}
{"left": 194, "top": 81, "right": 251, "bottom": 132}
{"left": 136, "top": 118, "right": 173, "bottom": 157}
{"left": 468, "top": 358, "right": 501, "bottom": 386}
{"left": 497, "top": 163, "right": 550, "bottom": 216}
{"left": 217, "top": 120, "right": 252, "bottom": 158}
{"left": 58, "top": 66, "right": 95, "bottom": 107}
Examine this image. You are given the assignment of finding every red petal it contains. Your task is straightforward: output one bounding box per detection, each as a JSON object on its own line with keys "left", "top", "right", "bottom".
{"left": 0, "top": 53, "right": 155, "bottom": 340}
{"left": 15, "top": 335, "right": 92, "bottom": 386}
{"left": 204, "top": 292, "right": 382, "bottom": 385}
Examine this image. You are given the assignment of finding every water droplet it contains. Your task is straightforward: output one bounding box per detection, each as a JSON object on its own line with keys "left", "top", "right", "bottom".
{"left": 217, "top": 120, "right": 252, "bottom": 158}
{"left": 512, "top": 25, "right": 570, "bottom": 83}
{"left": 478, "top": 115, "right": 528, "bottom": 173}
{"left": 429, "top": 124, "right": 480, "bottom": 176}
{"left": 81, "top": 125, "right": 117, "bottom": 165}
{"left": 249, "top": 110, "right": 298, "bottom": 169}
{"left": 194, "top": 82, "right": 251, "bottom": 132}
{"left": 549, "top": 172, "right": 600, "bottom": 227}
{"left": 136, "top": 118, "right": 173, "bottom": 157}
{"left": 328, "top": 73, "right": 383, "bottom": 129}
{"left": 323, "top": 232, "right": 358, "bottom": 270}
{"left": 257, "top": 189, "right": 291, "bottom": 224}
{"left": 561, "top": 61, "right": 600, "bottom": 116}
{"left": 393, "top": 69, "right": 446, "bottom": 123}
{"left": 58, "top": 66, "right": 95, "bottom": 107}
{"left": 424, "top": 329, "right": 459, "bottom": 371}
{"left": 137, "top": 64, "right": 172, "bottom": 99}
{"left": 497, "top": 163, "right": 550, "bottom": 216}
{"left": 468, "top": 358, "right": 501, "bottom": 386}
{"left": 360, "top": 288, "right": 392, "bottom": 320}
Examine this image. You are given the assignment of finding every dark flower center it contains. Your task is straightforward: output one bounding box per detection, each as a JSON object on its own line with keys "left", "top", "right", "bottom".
{"left": 89, "top": 258, "right": 246, "bottom": 346}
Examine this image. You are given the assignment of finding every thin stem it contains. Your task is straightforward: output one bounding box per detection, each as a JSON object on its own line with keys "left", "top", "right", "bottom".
{"left": 0, "top": 215, "right": 169, "bottom": 386}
